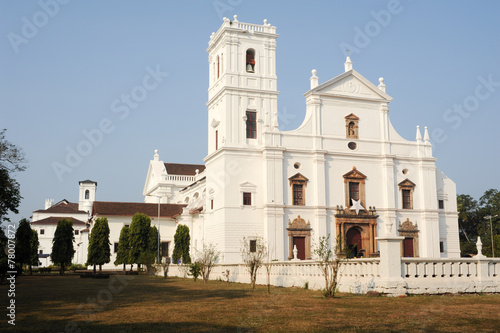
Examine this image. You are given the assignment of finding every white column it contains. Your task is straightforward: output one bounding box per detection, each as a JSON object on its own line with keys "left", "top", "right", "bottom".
{"left": 376, "top": 234, "right": 406, "bottom": 296}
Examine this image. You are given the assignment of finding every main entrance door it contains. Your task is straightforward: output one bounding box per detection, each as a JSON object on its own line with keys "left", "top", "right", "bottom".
{"left": 293, "top": 237, "right": 305, "bottom": 260}
{"left": 346, "top": 227, "right": 362, "bottom": 258}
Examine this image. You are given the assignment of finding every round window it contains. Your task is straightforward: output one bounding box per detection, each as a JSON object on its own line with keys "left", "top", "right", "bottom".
{"left": 294, "top": 162, "right": 301, "bottom": 169}
{"left": 348, "top": 142, "right": 357, "bottom": 150}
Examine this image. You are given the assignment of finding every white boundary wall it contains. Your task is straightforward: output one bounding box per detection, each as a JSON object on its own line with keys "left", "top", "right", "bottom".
{"left": 157, "top": 236, "right": 500, "bottom": 296}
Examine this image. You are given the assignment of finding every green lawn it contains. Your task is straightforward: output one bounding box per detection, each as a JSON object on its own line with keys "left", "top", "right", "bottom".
{"left": 1, "top": 274, "right": 499, "bottom": 332}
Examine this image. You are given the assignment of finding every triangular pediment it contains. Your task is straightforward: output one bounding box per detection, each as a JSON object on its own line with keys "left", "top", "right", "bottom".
{"left": 398, "top": 178, "right": 416, "bottom": 188}
{"left": 309, "top": 70, "right": 392, "bottom": 102}
{"left": 288, "top": 173, "right": 309, "bottom": 182}
{"left": 343, "top": 167, "right": 367, "bottom": 180}
{"left": 345, "top": 113, "right": 359, "bottom": 120}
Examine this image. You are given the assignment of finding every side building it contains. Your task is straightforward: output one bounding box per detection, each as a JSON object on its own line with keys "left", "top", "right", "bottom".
{"left": 30, "top": 180, "right": 96, "bottom": 266}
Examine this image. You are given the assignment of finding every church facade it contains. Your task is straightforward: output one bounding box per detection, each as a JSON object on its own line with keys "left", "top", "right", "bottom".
{"left": 143, "top": 17, "right": 461, "bottom": 263}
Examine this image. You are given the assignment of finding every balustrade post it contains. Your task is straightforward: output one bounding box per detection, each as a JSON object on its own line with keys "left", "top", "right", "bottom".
{"left": 375, "top": 234, "right": 406, "bottom": 296}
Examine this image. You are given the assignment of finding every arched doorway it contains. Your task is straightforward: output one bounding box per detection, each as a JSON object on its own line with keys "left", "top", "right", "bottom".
{"left": 346, "top": 227, "right": 362, "bottom": 258}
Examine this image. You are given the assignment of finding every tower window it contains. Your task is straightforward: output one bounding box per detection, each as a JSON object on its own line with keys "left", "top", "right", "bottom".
{"left": 438, "top": 200, "right": 444, "bottom": 209}
{"left": 249, "top": 240, "right": 257, "bottom": 253}
{"left": 402, "top": 190, "right": 411, "bottom": 209}
{"left": 398, "top": 178, "right": 416, "bottom": 210}
{"left": 40, "top": 229, "right": 45, "bottom": 235}
{"left": 217, "top": 55, "right": 220, "bottom": 79}
{"left": 349, "top": 182, "right": 360, "bottom": 204}
{"left": 85, "top": 189, "right": 89, "bottom": 200}
{"left": 246, "top": 49, "right": 255, "bottom": 73}
{"left": 215, "top": 130, "right": 218, "bottom": 150}
{"left": 75, "top": 230, "right": 79, "bottom": 235}
{"left": 289, "top": 173, "right": 308, "bottom": 206}
{"left": 293, "top": 184, "right": 304, "bottom": 206}
{"left": 243, "top": 192, "right": 252, "bottom": 206}
{"left": 246, "top": 111, "right": 257, "bottom": 139}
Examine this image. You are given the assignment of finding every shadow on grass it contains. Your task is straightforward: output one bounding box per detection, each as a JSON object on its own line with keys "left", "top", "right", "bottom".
{"left": 4, "top": 318, "right": 245, "bottom": 333}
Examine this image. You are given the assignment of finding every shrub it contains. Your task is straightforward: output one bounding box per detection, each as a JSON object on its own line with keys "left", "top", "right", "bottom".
{"left": 188, "top": 262, "right": 201, "bottom": 282}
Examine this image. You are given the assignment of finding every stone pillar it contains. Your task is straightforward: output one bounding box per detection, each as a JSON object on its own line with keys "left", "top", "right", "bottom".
{"left": 376, "top": 234, "right": 406, "bottom": 296}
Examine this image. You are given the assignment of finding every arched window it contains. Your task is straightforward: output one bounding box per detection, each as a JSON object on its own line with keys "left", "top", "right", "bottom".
{"left": 85, "top": 190, "right": 89, "bottom": 200}
{"left": 246, "top": 49, "right": 255, "bottom": 73}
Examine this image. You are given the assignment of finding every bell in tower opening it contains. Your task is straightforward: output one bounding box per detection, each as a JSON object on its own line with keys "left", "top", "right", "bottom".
{"left": 246, "top": 48, "right": 255, "bottom": 73}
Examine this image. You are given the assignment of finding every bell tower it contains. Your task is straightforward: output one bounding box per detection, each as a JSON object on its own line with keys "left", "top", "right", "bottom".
{"left": 78, "top": 180, "right": 97, "bottom": 214}
{"left": 206, "top": 16, "right": 279, "bottom": 156}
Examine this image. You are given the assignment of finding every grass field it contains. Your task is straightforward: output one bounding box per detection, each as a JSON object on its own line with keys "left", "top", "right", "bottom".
{"left": 1, "top": 274, "right": 499, "bottom": 332}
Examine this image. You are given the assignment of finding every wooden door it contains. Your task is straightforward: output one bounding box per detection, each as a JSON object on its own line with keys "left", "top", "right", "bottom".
{"left": 293, "top": 237, "right": 306, "bottom": 260}
{"left": 403, "top": 238, "right": 414, "bottom": 257}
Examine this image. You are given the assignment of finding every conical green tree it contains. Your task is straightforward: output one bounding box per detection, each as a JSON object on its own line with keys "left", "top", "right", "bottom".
{"left": 114, "top": 226, "right": 130, "bottom": 271}
{"left": 172, "top": 224, "right": 191, "bottom": 264}
{"left": 128, "top": 213, "right": 152, "bottom": 269}
{"left": 87, "top": 217, "right": 111, "bottom": 272}
{"left": 51, "top": 218, "right": 74, "bottom": 275}
{"left": 29, "top": 229, "right": 39, "bottom": 275}
{"left": 15, "top": 218, "right": 32, "bottom": 274}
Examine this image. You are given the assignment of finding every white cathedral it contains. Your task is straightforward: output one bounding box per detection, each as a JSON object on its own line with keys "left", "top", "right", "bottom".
{"left": 141, "top": 17, "right": 461, "bottom": 264}
{"left": 31, "top": 17, "right": 461, "bottom": 267}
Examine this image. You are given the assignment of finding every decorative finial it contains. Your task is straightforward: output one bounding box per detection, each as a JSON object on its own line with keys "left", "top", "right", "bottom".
{"left": 263, "top": 19, "right": 268, "bottom": 25}
{"left": 424, "top": 126, "right": 430, "bottom": 143}
{"left": 310, "top": 69, "right": 319, "bottom": 89}
{"left": 154, "top": 149, "right": 159, "bottom": 161}
{"left": 233, "top": 15, "right": 238, "bottom": 22}
{"left": 416, "top": 126, "right": 423, "bottom": 142}
{"left": 378, "top": 77, "right": 386, "bottom": 92}
{"left": 344, "top": 53, "right": 353, "bottom": 72}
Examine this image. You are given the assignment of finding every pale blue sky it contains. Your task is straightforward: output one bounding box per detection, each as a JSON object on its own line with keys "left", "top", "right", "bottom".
{"left": 1, "top": 0, "right": 499, "bottom": 222}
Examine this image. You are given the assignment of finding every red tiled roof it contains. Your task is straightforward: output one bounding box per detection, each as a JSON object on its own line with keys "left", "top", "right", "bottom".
{"left": 164, "top": 163, "right": 205, "bottom": 176}
{"left": 33, "top": 200, "right": 87, "bottom": 214}
{"left": 81, "top": 228, "right": 90, "bottom": 233}
{"left": 92, "top": 201, "right": 186, "bottom": 218}
{"left": 31, "top": 217, "right": 87, "bottom": 226}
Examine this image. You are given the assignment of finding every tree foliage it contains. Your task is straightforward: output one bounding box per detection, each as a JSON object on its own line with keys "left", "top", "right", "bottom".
{"left": 312, "top": 234, "right": 347, "bottom": 298}
{"left": 0, "top": 129, "right": 26, "bottom": 224}
{"left": 51, "top": 218, "right": 75, "bottom": 275}
{"left": 29, "top": 229, "right": 39, "bottom": 275}
{"left": 172, "top": 224, "right": 191, "bottom": 264}
{"left": 87, "top": 217, "right": 111, "bottom": 272}
{"left": 114, "top": 226, "right": 131, "bottom": 271}
{"left": 0, "top": 129, "right": 26, "bottom": 173}
{"left": 15, "top": 218, "right": 32, "bottom": 273}
{"left": 128, "top": 213, "right": 152, "bottom": 266}
{"left": 241, "top": 237, "right": 267, "bottom": 290}
{"left": 0, "top": 228, "right": 8, "bottom": 283}
{"left": 188, "top": 262, "right": 201, "bottom": 282}
{"left": 0, "top": 169, "right": 21, "bottom": 223}
{"left": 138, "top": 225, "right": 159, "bottom": 274}
{"left": 458, "top": 190, "right": 500, "bottom": 257}
{"left": 196, "top": 243, "right": 219, "bottom": 284}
